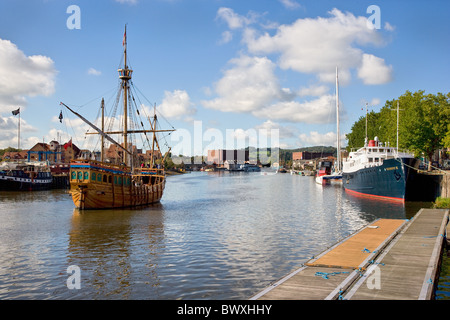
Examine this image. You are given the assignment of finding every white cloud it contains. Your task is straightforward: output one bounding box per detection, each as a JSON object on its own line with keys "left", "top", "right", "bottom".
{"left": 298, "top": 131, "right": 346, "bottom": 147}
{"left": 0, "top": 114, "right": 38, "bottom": 149}
{"left": 218, "top": 31, "right": 233, "bottom": 44}
{"left": 87, "top": 68, "right": 101, "bottom": 76}
{"left": 0, "top": 39, "right": 57, "bottom": 113}
{"left": 299, "top": 131, "right": 336, "bottom": 146}
{"left": 202, "top": 55, "right": 343, "bottom": 125}
{"left": 243, "top": 8, "right": 389, "bottom": 84}
{"left": 357, "top": 53, "right": 393, "bottom": 85}
{"left": 202, "top": 55, "right": 294, "bottom": 113}
{"left": 157, "top": 90, "right": 196, "bottom": 121}
{"left": 115, "top": 0, "right": 138, "bottom": 4}
{"left": 255, "top": 119, "right": 297, "bottom": 139}
{"left": 207, "top": 8, "right": 391, "bottom": 126}
{"left": 216, "top": 7, "right": 257, "bottom": 30}
{"left": 384, "top": 22, "right": 395, "bottom": 31}
{"left": 369, "top": 97, "right": 381, "bottom": 106}
{"left": 253, "top": 94, "right": 337, "bottom": 124}
{"left": 255, "top": 119, "right": 280, "bottom": 131}
{"left": 279, "top": 0, "right": 301, "bottom": 10}
{"left": 298, "top": 84, "right": 329, "bottom": 97}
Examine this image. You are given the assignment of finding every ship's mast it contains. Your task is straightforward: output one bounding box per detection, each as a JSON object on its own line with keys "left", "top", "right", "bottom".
{"left": 118, "top": 25, "right": 132, "bottom": 166}
{"left": 397, "top": 101, "right": 399, "bottom": 153}
{"left": 101, "top": 98, "right": 105, "bottom": 162}
{"left": 364, "top": 102, "right": 368, "bottom": 147}
{"left": 336, "top": 67, "right": 341, "bottom": 172}
{"left": 151, "top": 104, "right": 157, "bottom": 168}
{"left": 62, "top": 26, "right": 175, "bottom": 167}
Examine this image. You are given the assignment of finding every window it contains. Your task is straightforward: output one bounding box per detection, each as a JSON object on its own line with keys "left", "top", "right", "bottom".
{"left": 77, "top": 171, "right": 82, "bottom": 180}
{"left": 84, "top": 171, "right": 89, "bottom": 180}
{"left": 92, "top": 172, "right": 96, "bottom": 181}
{"left": 103, "top": 174, "right": 107, "bottom": 183}
{"left": 97, "top": 174, "right": 102, "bottom": 182}
{"left": 108, "top": 175, "right": 112, "bottom": 183}
{"left": 71, "top": 171, "right": 76, "bottom": 180}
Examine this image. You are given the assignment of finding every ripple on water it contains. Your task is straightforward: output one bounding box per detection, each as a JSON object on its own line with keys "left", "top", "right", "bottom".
{"left": 0, "top": 173, "right": 439, "bottom": 299}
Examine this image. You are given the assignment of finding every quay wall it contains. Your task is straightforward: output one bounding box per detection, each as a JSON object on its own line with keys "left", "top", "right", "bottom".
{"left": 440, "top": 173, "right": 450, "bottom": 198}
{"left": 414, "top": 171, "right": 450, "bottom": 201}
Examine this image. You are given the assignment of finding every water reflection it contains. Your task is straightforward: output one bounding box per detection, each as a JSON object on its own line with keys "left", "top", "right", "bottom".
{"left": 0, "top": 173, "right": 436, "bottom": 299}
{"left": 66, "top": 205, "right": 166, "bottom": 299}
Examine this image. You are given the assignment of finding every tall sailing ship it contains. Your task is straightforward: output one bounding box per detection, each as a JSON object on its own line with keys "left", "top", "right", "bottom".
{"left": 61, "top": 27, "right": 174, "bottom": 209}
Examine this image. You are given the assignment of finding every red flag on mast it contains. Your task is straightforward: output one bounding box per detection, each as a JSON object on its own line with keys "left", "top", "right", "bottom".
{"left": 123, "top": 28, "right": 126, "bottom": 47}
{"left": 64, "top": 139, "right": 72, "bottom": 150}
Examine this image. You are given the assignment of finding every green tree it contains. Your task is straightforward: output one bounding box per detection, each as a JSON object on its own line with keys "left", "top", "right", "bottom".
{"left": 345, "top": 111, "right": 383, "bottom": 150}
{"left": 395, "top": 91, "right": 449, "bottom": 170}
{"left": 0, "top": 147, "right": 22, "bottom": 157}
{"left": 441, "top": 93, "right": 450, "bottom": 151}
{"left": 444, "top": 123, "right": 450, "bottom": 150}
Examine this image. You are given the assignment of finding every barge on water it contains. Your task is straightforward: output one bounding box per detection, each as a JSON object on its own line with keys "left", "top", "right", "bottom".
{"left": 0, "top": 162, "right": 52, "bottom": 191}
{"left": 342, "top": 137, "right": 420, "bottom": 202}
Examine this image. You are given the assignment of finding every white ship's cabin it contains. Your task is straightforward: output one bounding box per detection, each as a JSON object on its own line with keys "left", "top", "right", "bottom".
{"left": 343, "top": 137, "right": 414, "bottom": 172}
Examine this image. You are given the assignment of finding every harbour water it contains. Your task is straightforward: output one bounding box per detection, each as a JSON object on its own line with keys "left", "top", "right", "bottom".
{"left": 0, "top": 171, "right": 447, "bottom": 300}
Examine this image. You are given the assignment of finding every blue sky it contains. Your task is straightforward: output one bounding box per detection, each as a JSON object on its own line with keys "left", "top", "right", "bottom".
{"left": 0, "top": 0, "right": 449, "bottom": 157}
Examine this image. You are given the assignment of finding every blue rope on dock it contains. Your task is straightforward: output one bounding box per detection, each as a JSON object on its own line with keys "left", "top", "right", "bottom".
{"left": 314, "top": 271, "right": 350, "bottom": 279}
{"left": 368, "top": 260, "right": 385, "bottom": 266}
{"left": 362, "top": 247, "right": 378, "bottom": 254}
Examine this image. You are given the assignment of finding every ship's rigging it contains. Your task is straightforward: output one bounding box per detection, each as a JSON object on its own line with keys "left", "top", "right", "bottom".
{"left": 60, "top": 26, "right": 175, "bottom": 168}
{"left": 59, "top": 25, "right": 175, "bottom": 209}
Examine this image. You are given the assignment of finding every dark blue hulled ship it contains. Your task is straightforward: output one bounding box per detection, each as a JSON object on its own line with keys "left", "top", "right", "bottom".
{"left": 342, "top": 137, "right": 419, "bottom": 202}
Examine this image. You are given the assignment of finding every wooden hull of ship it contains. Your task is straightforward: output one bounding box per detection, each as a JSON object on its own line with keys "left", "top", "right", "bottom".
{"left": 69, "top": 160, "right": 165, "bottom": 210}
{"left": 70, "top": 180, "right": 165, "bottom": 209}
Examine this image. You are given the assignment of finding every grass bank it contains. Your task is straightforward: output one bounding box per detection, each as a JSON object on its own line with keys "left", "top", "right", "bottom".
{"left": 434, "top": 197, "right": 450, "bottom": 209}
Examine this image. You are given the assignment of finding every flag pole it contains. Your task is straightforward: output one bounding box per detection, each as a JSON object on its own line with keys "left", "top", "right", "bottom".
{"left": 18, "top": 108, "right": 20, "bottom": 150}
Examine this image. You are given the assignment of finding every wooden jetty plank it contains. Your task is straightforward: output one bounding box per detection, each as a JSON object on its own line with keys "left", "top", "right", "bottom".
{"left": 342, "top": 209, "right": 449, "bottom": 300}
{"left": 306, "top": 219, "right": 406, "bottom": 270}
{"left": 251, "top": 218, "right": 407, "bottom": 300}
{"left": 250, "top": 266, "right": 354, "bottom": 300}
{"left": 251, "top": 210, "right": 449, "bottom": 300}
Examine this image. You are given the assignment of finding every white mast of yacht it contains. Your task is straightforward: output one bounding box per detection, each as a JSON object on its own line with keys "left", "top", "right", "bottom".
{"left": 336, "top": 67, "right": 341, "bottom": 173}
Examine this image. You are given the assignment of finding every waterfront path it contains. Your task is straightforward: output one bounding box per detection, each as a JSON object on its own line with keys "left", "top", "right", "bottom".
{"left": 250, "top": 208, "right": 449, "bottom": 300}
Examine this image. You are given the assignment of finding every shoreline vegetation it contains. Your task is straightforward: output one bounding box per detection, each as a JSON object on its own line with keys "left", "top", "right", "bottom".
{"left": 434, "top": 197, "right": 450, "bottom": 209}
